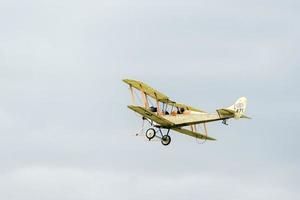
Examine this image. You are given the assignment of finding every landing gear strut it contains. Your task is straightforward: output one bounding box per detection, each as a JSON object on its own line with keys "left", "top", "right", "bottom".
{"left": 145, "top": 127, "right": 172, "bottom": 145}
{"left": 143, "top": 118, "right": 171, "bottom": 145}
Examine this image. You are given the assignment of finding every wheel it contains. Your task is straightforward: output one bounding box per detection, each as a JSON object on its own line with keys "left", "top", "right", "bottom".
{"left": 146, "top": 128, "right": 156, "bottom": 140}
{"left": 161, "top": 135, "right": 171, "bottom": 146}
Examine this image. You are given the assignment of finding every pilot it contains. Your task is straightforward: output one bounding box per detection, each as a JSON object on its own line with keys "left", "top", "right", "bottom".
{"left": 149, "top": 106, "right": 157, "bottom": 112}
{"left": 177, "top": 107, "right": 185, "bottom": 114}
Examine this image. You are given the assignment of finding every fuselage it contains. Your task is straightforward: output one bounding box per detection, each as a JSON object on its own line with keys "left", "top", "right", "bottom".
{"left": 161, "top": 111, "right": 224, "bottom": 127}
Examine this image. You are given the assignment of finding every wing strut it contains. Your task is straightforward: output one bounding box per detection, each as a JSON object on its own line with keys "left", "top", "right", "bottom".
{"left": 203, "top": 123, "right": 208, "bottom": 137}
{"left": 129, "top": 85, "right": 136, "bottom": 105}
{"left": 140, "top": 84, "right": 149, "bottom": 109}
{"left": 190, "top": 125, "right": 194, "bottom": 132}
{"left": 190, "top": 124, "right": 197, "bottom": 132}
{"left": 154, "top": 92, "right": 161, "bottom": 115}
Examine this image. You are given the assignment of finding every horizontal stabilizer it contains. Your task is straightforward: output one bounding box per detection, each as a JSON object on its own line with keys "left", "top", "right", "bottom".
{"left": 241, "top": 114, "right": 252, "bottom": 119}
{"left": 172, "top": 128, "right": 216, "bottom": 141}
{"left": 216, "top": 108, "right": 235, "bottom": 118}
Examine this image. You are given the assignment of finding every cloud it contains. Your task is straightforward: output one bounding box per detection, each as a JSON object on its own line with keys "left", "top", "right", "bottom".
{"left": 0, "top": 165, "right": 298, "bottom": 200}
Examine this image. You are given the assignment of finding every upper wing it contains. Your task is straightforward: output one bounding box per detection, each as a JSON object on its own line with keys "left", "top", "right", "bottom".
{"left": 172, "top": 127, "right": 216, "bottom": 141}
{"left": 123, "top": 79, "right": 206, "bottom": 112}
{"left": 127, "top": 105, "right": 174, "bottom": 127}
{"left": 123, "top": 79, "right": 172, "bottom": 103}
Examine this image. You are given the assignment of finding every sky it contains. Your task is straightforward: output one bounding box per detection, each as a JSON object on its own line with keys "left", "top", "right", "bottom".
{"left": 0, "top": 0, "right": 299, "bottom": 199}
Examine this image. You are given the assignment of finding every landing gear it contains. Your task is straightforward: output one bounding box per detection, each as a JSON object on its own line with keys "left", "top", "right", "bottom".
{"left": 161, "top": 135, "right": 171, "bottom": 146}
{"left": 143, "top": 122, "right": 171, "bottom": 145}
{"left": 145, "top": 128, "right": 156, "bottom": 140}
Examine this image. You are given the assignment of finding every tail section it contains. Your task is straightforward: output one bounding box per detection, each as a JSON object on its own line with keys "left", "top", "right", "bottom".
{"left": 227, "top": 97, "right": 247, "bottom": 119}
{"left": 217, "top": 97, "right": 250, "bottom": 119}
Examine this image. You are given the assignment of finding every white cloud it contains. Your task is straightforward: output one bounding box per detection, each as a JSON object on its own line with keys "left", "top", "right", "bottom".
{"left": 0, "top": 165, "right": 298, "bottom": 200}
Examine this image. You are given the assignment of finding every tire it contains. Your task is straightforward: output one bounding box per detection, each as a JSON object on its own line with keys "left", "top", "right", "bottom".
{"left": 161, "top": 135, "right": 171, "bottom": 146}
{"left": 146, "top": 128, "right": 156, "bottom": 140}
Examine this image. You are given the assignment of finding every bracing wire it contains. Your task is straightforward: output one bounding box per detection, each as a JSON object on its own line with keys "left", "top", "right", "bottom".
{"left": 148, "top": 97, "right": 154, "bottom": 107}
{"left": 127, "top": 88, "right": 146, "bottom": 136}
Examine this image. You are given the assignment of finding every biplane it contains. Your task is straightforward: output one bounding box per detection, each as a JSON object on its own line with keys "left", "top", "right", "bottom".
{"left": 123, "top": 79, "right": 250, "bottom": 146}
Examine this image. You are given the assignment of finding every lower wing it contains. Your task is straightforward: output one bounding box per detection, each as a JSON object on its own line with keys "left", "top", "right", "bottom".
{"left": 172, "top": 127, "right": 216, "bottom": 141}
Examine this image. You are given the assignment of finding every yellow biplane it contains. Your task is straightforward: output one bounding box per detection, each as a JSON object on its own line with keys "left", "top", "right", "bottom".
{"left": 123, "top": 79, "right": 250, "bottom": 146}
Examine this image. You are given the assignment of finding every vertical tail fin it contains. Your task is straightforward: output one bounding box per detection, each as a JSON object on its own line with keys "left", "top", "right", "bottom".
{"left": 227, "top": 97, "right": 248, "bottom": 119}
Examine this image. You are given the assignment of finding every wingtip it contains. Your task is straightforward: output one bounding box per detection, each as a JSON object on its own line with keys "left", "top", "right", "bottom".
{"left": 241, "top": 114, "right": 252, "bottom": 119}
{"left": 201, "top": 135, "right": 217, "bottom": 141}
{"left": 122, "top": 79, "right": 140, "bottom": 85}
{"left": 127, "top": 105, "right": 135, "bottom": 109}
{"left": 208, "top": 137, "right": 217, "bottom": 141}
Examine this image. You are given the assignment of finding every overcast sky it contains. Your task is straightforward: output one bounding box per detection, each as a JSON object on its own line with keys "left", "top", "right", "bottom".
{"left": 0, "top": 0, "right": 299, "bottom": 199}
